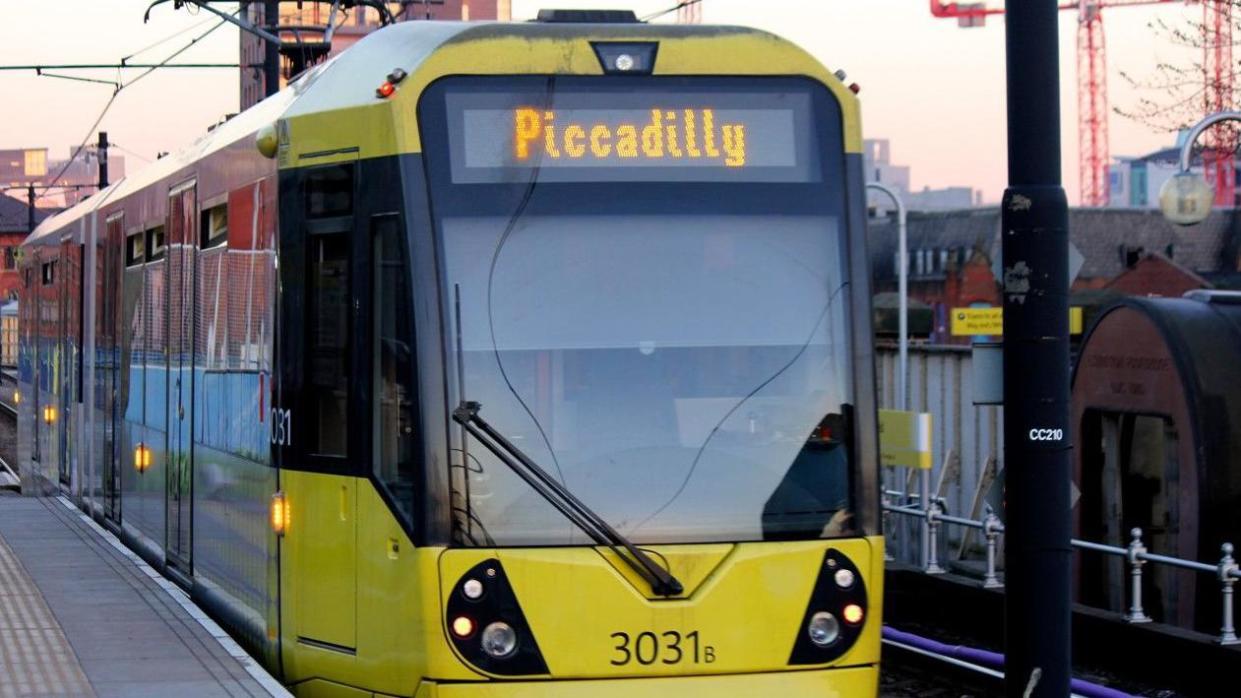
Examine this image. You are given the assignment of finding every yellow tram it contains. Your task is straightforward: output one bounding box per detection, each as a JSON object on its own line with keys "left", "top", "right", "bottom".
{"left": 19, "top": 11, "right": 882, "bottom": 696}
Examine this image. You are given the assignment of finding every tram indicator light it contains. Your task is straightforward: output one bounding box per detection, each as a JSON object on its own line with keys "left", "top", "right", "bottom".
{"left": 270, "top": 491, "right": 289, "bottom": 535}
{"left": 134, "top": 443, "right": 152, "bottom": 472}
{"left": 451, "top": 615, "right": 476, "bottom": 638}
{"left": 42, "top": 405, "right": 55, "bottom": 424}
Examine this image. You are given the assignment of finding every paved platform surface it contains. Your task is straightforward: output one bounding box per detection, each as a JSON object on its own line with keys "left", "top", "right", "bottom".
{"left": 0, "top": 493, "right": 284, "bottom": 697}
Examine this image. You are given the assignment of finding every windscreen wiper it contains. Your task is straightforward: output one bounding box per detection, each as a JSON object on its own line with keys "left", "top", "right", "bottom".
{"left": 452, "top": 400, "right": 684, "bottom": 597}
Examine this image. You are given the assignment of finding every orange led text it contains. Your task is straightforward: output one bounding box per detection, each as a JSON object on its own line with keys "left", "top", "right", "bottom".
{"left": 513, "top": 108, "right": 747, "bottom": 167}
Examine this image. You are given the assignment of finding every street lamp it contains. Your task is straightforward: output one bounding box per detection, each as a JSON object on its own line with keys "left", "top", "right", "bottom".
{"left": 866, "top": 181, "right": 908, "bottom": 411}
{"left": 868, "top": 181, "right": 925, "bottom": 567}
{"left": 1160, "top": 111, "right": 1241, "bottom": 225}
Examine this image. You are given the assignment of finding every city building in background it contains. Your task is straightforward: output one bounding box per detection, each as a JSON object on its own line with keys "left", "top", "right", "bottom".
{"left": 241, "top": 0, "right": 510, "bottom": 109}
{"left": 1, "top": 149, "right": 47, "bottom": 188}
{"left": 0, "top": 147, "right": 122, "bottom": 209}
{"left": 863, "top": 138, "right": 981, "bottom": 211}
{"left": 1108, "top": 130, "right": 1241, "bottom": 209}
{"left": 862, "top": 139, "right": 911, "bottom": 193}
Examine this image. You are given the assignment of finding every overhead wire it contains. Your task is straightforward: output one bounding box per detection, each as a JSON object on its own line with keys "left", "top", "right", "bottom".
{"left": 38, "top": 14, "right": 234, "bottom": 201}
{"left": 120, "top": 15, "right": 217, "bottom": 64}
{"left": 109, "top": 143, "right": 152, "bottom": 163}
{"left": 641, "top": 0, "right": 704, "bottom": 22}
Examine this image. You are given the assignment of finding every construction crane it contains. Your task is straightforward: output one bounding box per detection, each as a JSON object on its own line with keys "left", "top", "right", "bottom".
{"left": 931, "top": 1, "right": 1234, "bottom": 207}
{"left": 1202, "top": 0, "right": 1234, "bottom": 206}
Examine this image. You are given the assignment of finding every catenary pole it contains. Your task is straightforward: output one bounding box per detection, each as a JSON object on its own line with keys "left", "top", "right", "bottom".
{"left": 1002, "top": 1, "right": 1072, "bottom": 697}
{"left": 27, "top": 184, "right": 36, "bottom": 234}
{"left": 264, "top": 1, "right": 280, "bottom": 97}
{"left": 97, "top": 132, "right": 109, "bottom": 189}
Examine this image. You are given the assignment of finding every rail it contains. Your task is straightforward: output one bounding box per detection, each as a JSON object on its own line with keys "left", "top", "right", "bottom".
{"left": 883, "top": 496, "right": 1240, "bottom": 645}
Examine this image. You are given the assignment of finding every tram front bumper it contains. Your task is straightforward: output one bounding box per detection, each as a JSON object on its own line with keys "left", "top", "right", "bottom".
{"left": 416, "top": 665, "right": 878, "bottom": 697}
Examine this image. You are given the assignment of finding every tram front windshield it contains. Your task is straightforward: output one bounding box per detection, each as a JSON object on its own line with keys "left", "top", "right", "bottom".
{"left": 419, "top": 76, "right": 856, "bottom": 546}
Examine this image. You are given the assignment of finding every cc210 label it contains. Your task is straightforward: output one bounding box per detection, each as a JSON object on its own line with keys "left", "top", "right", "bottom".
{"left": 1028, "top": 427, "right": 1063, "bottom": 442}
{"left": 610, "top": 630, "right": 715, "bottom": 666}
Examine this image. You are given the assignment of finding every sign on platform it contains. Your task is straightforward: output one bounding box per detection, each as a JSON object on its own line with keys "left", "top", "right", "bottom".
{"left": 950, "top": 307, "right": 1003, "bottom": 336}
{"left": 878, "top": 409, "right": 933, "bottom": 470}
{"left": 950, "top": 306, "right": 1085, "bottom": 336}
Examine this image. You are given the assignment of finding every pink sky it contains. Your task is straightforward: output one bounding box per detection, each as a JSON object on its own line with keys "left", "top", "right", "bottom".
{"left": 0, "top": 1, "right": 1202, "bottom": 205}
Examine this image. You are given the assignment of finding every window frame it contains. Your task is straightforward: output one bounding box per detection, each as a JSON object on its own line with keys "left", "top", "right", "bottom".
{"left": 125, "top": 232, "right": 146, "bottom": 267}
{"left": 145, "top": 226, "right": 166, "bottom": 262}
{"left": 369, "top": 211, "right": 418, "bottom": 522}
{"left": 201, "top": 203, "right": 228, "bottom": 250}
{"left": 292, "top": 163, "right": 358, "bottom": 473}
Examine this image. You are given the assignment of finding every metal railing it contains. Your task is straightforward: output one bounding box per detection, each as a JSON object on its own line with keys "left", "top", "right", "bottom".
{"left": 883, "top": 496, "right": 1241, "bottom": 646}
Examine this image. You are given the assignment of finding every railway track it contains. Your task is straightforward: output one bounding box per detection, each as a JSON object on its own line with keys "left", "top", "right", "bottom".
{"left": 880, "top": 634, "right": 1003, "bottom": 698}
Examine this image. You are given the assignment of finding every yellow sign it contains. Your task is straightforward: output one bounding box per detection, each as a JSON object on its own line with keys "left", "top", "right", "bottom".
{"left": 878, "top": 409, "right": 933, "bottom": 470}
{"left": 950, "top": 307, "right": 1003, "bottom": 336}
{"left": 950, "top": 307, "right": 1084, "bottom": 336}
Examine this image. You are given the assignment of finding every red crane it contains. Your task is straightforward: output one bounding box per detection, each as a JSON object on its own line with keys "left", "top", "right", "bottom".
{"left": 1202, "top": 0, "right": 1234, "bottom": 205}
{"left": 931, "top": 1, "right": 1233, "bottom": 207}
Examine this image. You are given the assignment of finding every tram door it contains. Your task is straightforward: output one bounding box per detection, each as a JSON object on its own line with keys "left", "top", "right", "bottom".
{"left": 57, "top": 241, "right": 73, "bottom": 487}
{"left": 166, "top": 183, "right": 197, "bottom": 570}
{"left": 102, "top": 214, "right": 123, "bottom": 521}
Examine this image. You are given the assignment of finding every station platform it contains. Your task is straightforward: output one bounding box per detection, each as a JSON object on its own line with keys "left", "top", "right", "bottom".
{"left": 0, "top": 492, "right": 288, "bottom": 697}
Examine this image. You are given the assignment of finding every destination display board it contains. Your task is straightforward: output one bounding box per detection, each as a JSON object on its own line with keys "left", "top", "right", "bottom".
{"left": 443, "top": 88, "right": 820, "bottom": 183}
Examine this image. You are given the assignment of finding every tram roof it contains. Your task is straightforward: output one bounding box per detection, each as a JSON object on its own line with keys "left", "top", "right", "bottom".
{"left": 26, "top": 20, "right": 791, "bottom": 248}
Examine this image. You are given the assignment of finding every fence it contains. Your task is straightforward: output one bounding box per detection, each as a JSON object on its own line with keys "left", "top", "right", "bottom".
{"left": 883, "top": 496, "right": 1240, "bottom": 646}
{"left": 876, "top": 344, "right": 1003, "bottom": 566}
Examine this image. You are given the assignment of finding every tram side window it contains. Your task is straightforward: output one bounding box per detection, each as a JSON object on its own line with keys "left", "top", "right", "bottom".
{"left": 126, "top": 233, "right": 145, "bottom": 267}
{"left": 41, "top": 261, "right": 54, "bottom": 285}
{"left": 306, "top": 165, "right": 352, "bottom": 218}
{"left": 308, "top": 234, "right": 350, "bottom": 457}
{"left": 146, "top": 227, "right": 166, "bottom": 262}
{"left": 202, "top": 204, "right": 228, "bottom": 249}
{"left": 372, "top": 214, "right": 416, "bottom": 519}
{"left": 304, "top": 164, "right": 354, "bottom": 460}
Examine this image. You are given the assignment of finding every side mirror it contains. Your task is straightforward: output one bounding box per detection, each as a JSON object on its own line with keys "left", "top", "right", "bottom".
{"left": 1159, "top": 172, "right": 1214, "bottom": 226}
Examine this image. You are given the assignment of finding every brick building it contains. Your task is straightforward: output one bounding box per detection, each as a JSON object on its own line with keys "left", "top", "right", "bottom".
{"left": 241, "top": 0, "right": 510, "bottom": 109}
{"left": 1103, "top": 252, "right": 1213, "bottom": 298}
{"left": 867, "top": 207, "right": 1241, "bottom": 343}
{"left": 0, "top": 193, "right": 52, "bottom": 301}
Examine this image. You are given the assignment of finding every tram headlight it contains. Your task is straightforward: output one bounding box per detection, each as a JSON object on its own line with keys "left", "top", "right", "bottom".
{"left": 462, "top": 578, "right": 485, "bottom": 600}
{"left": 807, "top": 611, "right": 840, "bottom": 647}
{"left": 446, "top": 559, "right": 548, "bottom": 675}
{"left": 788, "top": 549, "right": 868, "bottom": 665}
{"left": 481, "top": 621, "right": 518, "bottom": 658}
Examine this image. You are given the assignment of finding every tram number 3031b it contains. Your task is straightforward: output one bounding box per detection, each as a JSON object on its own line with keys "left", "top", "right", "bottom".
{"left": 609, "top": 630, "right": 716, "bottom": 666}
{"left": 270, "top": 408, "right": 292, "bottom": 446}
